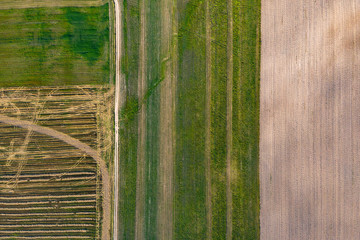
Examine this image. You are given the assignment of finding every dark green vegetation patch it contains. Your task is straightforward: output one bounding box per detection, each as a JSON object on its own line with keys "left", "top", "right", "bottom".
{"left": 0, "top": 3, "right": 109, "bottom": 87}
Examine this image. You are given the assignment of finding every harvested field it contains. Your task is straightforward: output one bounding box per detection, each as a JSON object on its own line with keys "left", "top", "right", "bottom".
{"left": 0, "top": 86, "right": 113, "bottom": 239}
{"left": 261, "top": 0, "right": 360, "bottom": 239}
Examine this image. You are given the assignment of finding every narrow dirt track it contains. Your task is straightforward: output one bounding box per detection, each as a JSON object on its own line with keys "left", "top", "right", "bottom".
{"left": 226, "top": 0, "right": 233, "bottom": 238}
{"left": 135, "top": 0, "right": 147, "bottom": 238}
{"left": 113, "top": 0, "right": 124, "bottom": 238}
{"left": 205, "top": 0, "right": 213, "bottom": 238}
{"left": 261, "top": 0, "right": 360, "bottom": 239}
{"left": 157, "top": 0, "right": 177, "bottom": 239}
{"left": 0, "top": 114, "right": 111, "bottom": 240}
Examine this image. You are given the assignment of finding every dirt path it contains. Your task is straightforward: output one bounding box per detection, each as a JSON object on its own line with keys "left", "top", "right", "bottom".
{"left": 112, "top": 0, "right": 125, "bottom": 238}
{"left": 261, "top": 1, "right": 360, "bottom": 239}
{"left": 0, "top": 114, "right": 111, "bottom": 240}
{"left": 135, "top": 0, "right": 147, "bottom": 239}
{"left": 157, "top": 0, "right": 177, "bottom": 239}
{"left": 226, "top": 0, "right": 233, "bottom": 239}
{"left": 205, "top": 0, "right": 213, "bottom": 238}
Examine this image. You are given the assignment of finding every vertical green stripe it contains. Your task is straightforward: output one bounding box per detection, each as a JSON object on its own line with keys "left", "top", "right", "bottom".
{"left": 211, "top": 0, "right": 228, "bottom": 238}
{"left": 232, "top": 0, "right": 260, "bottom": 239}
{"left": 119, "top": 0, "right": 140, "bottom": 239}
{"left": 175, "top": 0, "right": 207, "bottom": 239}
{"left": 145, "top": 1, "right": 161, "bottom": 239}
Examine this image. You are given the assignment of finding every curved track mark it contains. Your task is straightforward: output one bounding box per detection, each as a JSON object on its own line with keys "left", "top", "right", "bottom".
{"left": 0, "top": 114, "right": 111, "bottom": 240}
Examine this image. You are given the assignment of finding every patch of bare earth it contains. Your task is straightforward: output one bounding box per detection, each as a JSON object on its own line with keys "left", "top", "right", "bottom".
{"left": 261, "top": 1, "right": 360, "bottom": 239}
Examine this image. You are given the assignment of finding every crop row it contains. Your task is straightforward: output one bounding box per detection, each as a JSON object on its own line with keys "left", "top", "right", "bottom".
{"left": 0, "top": 87, "right": 110, "bottom": 238}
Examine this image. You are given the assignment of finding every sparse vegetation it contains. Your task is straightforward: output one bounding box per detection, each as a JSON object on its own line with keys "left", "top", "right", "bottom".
{"left": 0, "top": 86, "right": 113, "bottom": 239}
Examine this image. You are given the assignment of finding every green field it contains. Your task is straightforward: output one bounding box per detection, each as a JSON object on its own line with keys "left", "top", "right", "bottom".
{"left": 0, "top": 2, "right": 113, "bottom": 239}
{"left": 118, "top": 0, "right": 260, "bottom": 239}
{"left": 0, "top": 3, "right": 110, "bottom": 87}
{"left": 0, "top": 0, "right": 260, "bottom": 238}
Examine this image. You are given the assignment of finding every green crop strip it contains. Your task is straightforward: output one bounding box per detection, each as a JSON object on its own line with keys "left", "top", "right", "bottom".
{"left": 0, "top": 3, "right": 109, "bottom": 87}
{"left": 231, "top": 0, "right": 260, "bottom": 238}
{"left": 175, "top": 0, "right": 207, "bottom": 239}
{"left": 117, "top": 0, "right": 139, "bottom": 238}
{"left": 117, "top": 0, "right": 260, "bottom": 238}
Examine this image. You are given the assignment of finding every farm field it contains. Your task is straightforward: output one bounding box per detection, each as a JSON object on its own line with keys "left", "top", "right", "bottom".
{"left": 261, "top": 0, "right": 360, "bottom": 239}
{"left": 0, "top": 86, "right": 113, "bottom": 239}
{"left": 116, "top": 0, "right": 260, "bottom": 239}
{"left": 0, "top": 1, "right": 113, "bottom": 239}
{"left": 0, "top": 0, "right": 260, "bottom": 238}
{"left": 0, "top": 3, "right": 110, "bottom": 87}
{"left": 0, "top": 0, "right": 107, "bottom": 10}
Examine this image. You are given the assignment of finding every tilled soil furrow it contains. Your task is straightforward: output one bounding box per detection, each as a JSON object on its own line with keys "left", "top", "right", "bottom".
{"left": 0, "top": 192, "right": 95, "bottom": 198}
{"left": 0, "top": 86, "right": 112, "bottom": 239}
{"left": 0, "top": 219, "right": 95, "bottom": 223}
{"left": 0, "top": 201, "right": 96, "bottom": 209}
{"left": 0, "top": 172, "right": 95, "bottom": 180}
{"left": 0, "top": 167, "right": 96, "bottom": 174}
{"left": 0, "top": 212, "right": 96, "bottom": 217}
{"left": 0, "top": 175, "right": 96, "bottom": 183}
{"left": 0, "top": 223, "right": 94, "bottom": 228}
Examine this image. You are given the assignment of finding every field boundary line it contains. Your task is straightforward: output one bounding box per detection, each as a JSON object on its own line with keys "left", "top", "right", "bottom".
{"left": 226, "top": 0, "right": 233, "bottom": 239}
{"left": 205, "top": 0, "right": 213, "bottom": 238}
{"left": 157, "top": 0, "right": 177, "bottom": 238}
{"left": 112, "top": 0, "right": 125, "bottom": 238}
{"left": 135, "top": 0, "right": 147, "bottom": 239}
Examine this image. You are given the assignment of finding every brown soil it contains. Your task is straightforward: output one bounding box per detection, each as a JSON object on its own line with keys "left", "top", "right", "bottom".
{"left": 261, "top": 1, "right": 360, "bottom": 239}
{"left": 157, "top": 0, "right": 177, "bottom": 239}
{"left": 0, "top": 114, "right": 111, "bottom": 240}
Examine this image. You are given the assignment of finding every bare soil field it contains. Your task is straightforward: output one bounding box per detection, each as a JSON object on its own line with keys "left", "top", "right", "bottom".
{"left": 261, "top": 0, "right": 360, "bottom": 239}
{"left": 0, "top": 86, "right": 113, "bottom": 239}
